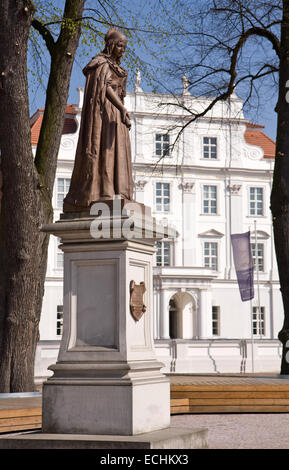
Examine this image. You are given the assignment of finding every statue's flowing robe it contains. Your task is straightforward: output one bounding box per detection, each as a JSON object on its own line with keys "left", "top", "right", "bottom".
{"left": 64, "top": 55, "right": 133, "bottom": 210}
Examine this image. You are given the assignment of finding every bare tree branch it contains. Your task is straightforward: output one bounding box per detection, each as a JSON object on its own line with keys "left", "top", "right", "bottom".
{"left": 31, "top": 18, "right": 55, "bottom": 55}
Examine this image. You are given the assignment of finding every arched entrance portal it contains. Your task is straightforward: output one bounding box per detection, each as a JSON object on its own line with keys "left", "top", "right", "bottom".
{"left": 169, "top": 292, "right": 196, "bottom": 339}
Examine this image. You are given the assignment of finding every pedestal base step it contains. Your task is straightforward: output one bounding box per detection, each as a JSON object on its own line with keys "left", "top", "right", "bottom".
{"left": 0, "top": 426, "right": 208, "bottom": 449}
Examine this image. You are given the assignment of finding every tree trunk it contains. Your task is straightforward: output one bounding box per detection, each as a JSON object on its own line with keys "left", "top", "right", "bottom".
{"left": 0, "top": 0, "right": 85, "bottom": 392}
{"left": 271, "top": 0, "right": 289, "bottom": 374}
{"left": 0, "top": 0, "right": 42, "bottom": 391}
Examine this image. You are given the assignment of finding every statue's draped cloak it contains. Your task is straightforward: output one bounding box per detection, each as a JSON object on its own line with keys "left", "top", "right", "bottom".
{"left": 64, "top": 55, "right": 133, "bottom": 209}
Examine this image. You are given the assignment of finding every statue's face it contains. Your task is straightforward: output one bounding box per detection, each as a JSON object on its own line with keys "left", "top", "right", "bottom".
{"left": 112, "top": 40, "right": 126, "bottom": 60}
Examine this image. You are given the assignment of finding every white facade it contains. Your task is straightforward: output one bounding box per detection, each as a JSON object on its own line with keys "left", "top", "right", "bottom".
{"left": 35, "top": 80, "right": 283, "bottom": 381}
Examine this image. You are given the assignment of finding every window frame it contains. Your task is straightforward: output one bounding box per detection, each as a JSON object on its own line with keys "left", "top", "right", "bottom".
{"left": 155, "top": 181, "right": 171, "bottom": 213}
{"left": 155, "top": 240, "right": 171, "bottom": 267}
{"left": 155, "top": 133, "right": 170, "bottom": 158}
{"left": 55, "top": 238, "right": 64, "bottom": 270}
{"left": 56, "top": 176, "right": 71, "bottom": 210}
{"left": 203, "top": 241, "right": 218, "bottom": 271}
{"left": 250, "top": 242, "right": 265, "bottom": 273}
{"left": 248, "top": 186, "right": 264, "bottom": 217}
{"left": 212, "top": 306, "right": 220, "bottom": 336}
{"left": 252, "top": 306, "right": 265, "bottom": 336}
{"left": 56, "top": 304, "right": 64, "bottom": 336}
{"left": 202, "top": 136, "right": 217, "bottom": 160}
{"left": 202, "top": 184, "right": 217, "bottom": 215}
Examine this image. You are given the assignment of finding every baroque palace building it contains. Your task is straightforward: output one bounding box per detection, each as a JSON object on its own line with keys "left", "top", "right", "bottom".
{"left": 32, "top": 73, "right": 283, "bottom": 382}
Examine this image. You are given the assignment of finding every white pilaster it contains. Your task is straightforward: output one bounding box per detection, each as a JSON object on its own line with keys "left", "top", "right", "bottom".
{"left": 160, "top": 289, "right": 171, "bottom": 339}
{"left": 180, "top": 181, "right": 196, "bottom": 266}
{"left": 199, "top": 288, "right": 212, "bottom": 338}
{"left": 134, "top": 179, "right": 148, "bottom": 204}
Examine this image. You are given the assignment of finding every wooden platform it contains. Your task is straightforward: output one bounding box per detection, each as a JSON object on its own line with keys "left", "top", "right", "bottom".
{"left": 2, "top": 376, "right": 289, "bottom": 433}
{"left": 0, "top": 393, "right": 42, "bottom": 433}
{"left": 170, "top": 375, "right": 289, "bottom": 414}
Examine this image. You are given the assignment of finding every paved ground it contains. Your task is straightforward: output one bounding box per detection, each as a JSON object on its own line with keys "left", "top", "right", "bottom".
{"left": 172, "top": 413, "right": 289, "bottom": 449}
{"left": 170, "top": 374, "right": 289, "bottom": 449}
{"left": 0, "top": 393, "right": 42, "bottom": 410}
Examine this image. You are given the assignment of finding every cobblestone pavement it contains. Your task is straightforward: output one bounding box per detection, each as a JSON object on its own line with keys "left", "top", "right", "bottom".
{"left": 172, "top": 413, "right": 289, "bottom": 449}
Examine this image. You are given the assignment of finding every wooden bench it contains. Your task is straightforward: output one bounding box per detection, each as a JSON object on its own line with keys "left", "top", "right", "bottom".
{"left": 171, "top": 383, "right": 289, "bottom": 413}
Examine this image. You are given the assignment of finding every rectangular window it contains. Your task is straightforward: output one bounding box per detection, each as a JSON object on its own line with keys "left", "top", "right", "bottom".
{"left": 249, "top": 187, "right": 263, "bottom": 216}
{"left": 204, "top": 242, "right": 218, "bottom": 270}
{"left": 156, "top": 241, "right": 170, "bottom": 266}
{"left": 57, "top": 305, "right": 64, "bottom": 336}
{"left": 203, "top": 185, "right": 217, "bottom": 214}
{"left": 252, "top": 306, "right": 265, "bottom": 336}
{"left": 155, "top": 182, "right": 170, "bottom": 212}
{"left": 57, "top": 178, "right": 71, "bottom": 209}
{"left": 56, "top": 238, "right": 63, "bottom": 269}
{"left": 203, "top": 137, "right": 217, "bottom": 159}
{"left": 155, "top": 134, "right": 170, "bottom": 157}
{"left": 250, "top": 243, "right": 264, "bottom": 272}
{"left": 212, "top": 306, "right": 220, "bottom": 335}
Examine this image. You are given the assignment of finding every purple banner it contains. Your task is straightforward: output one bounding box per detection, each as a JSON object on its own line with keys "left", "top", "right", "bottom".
{"left": 231, "top": 231, "right": 254, "bottom": 302}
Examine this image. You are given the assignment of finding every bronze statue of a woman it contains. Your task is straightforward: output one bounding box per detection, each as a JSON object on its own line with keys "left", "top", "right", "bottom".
{"left": 63, "top": 28, "right": 134, "bottom": 213}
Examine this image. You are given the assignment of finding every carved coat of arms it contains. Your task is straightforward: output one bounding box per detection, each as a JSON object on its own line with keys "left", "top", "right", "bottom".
{"left": 130, "top": 280, "right": 146, "bottom": 321}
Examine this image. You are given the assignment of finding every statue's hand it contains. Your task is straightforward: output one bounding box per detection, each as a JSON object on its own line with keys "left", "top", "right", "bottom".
{"left": 121, "top": 109, "right": 131, "bottom": 130}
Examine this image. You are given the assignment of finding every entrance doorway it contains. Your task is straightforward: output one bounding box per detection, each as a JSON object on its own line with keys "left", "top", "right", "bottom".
{"left": 169, "top": 292, "right": 195, "bottom": 339}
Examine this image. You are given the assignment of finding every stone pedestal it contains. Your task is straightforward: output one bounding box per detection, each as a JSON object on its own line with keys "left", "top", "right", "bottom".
{"left": 41, "top": 202, "right": 172, "bottom": 436}
{"left": 0, "top": 427, "right": 209, "bottom": 449}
